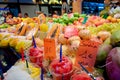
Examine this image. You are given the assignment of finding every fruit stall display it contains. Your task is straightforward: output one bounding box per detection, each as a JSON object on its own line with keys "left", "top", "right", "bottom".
{"left": 0, "top": 13, "right": 120, "bottom": 80}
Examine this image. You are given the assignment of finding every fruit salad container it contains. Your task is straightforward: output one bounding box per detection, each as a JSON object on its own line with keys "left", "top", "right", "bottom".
{"left": 49, "top": 56, "right": 73, "bottom": 80}
{"left": 71, "top": 68, "right": 104, "bottom": 80}
{"left": 28, "top": 46, "right": 43, "bottom": 68}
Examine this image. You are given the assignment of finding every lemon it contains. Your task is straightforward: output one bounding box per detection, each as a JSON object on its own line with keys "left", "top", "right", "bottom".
{"left": 40, "top": 23, "right": 48, "bottom": 32}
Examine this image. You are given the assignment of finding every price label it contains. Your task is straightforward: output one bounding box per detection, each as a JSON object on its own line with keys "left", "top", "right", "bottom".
{"left": 75, "top": 40, "right": 100, "bottom": 67}
{"left": 44, "top": 38, "right": 56, "bottom": 60}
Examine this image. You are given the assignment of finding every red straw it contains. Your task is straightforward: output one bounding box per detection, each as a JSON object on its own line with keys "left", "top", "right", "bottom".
{"left": 21, "top": 48, "right": 25, "bottom": 61}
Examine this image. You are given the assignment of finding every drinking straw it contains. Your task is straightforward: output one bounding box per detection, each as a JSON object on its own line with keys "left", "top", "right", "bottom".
{"left": 78, "top": 62, "right": 96, "bottom": 80}
{"left": 62, "top": 74, "right": 64, "bottom": 80}
{"left": 98, "top": 61, "right": 112, "bottom": 68}
{"left": 59, "top": 44, "right": 64, "bottom": 79}
{"left": 32, "top": 35, "right": 36, "bottom": 48}
{"left": 24, "top": 50, "right": 31, "bottom": 74}
{"left": 59, "top": 44, "right": 62, "bottom": 62}
{"left": 25, "top": 59, "right": 29, "bottom": 68}
{"left": 41, "top": 67, "right": 44, "bottom": 80}
{"left": 25, "top": 59, "right": 31, "bottom": 74}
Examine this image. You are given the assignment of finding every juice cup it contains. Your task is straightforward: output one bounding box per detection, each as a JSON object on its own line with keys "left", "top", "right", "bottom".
{"left": 29, "top": 54, "right": 43, "bottom": 67}
{"left": 28, "top": 47, "right": 43, "bottom": 67}
{"left": 49, "top": 56, "right": 73, "bottom": 80}
{"left": 71, "top": 68, "right": 104, "bottom": 80}
{"left": 71, "top": 70, "right": 92, "bottom": 80}
{"left": 50, "top": 69, "right": 73, "bottom": 80}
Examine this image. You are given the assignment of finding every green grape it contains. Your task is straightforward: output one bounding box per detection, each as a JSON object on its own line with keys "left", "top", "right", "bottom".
{"left": 111, "top": 26, "right": 120, "bottom": 33}
{"left": 87, "top": 26, "right": 97, "bottom": 34}
{"left": 87, "top": 23, "right": 120, "bottom": 35}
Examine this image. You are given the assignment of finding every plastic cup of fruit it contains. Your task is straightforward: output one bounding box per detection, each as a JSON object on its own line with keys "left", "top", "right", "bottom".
{"left": 71, "top": 70, "right": 92, "bottom": 80}
{"left": 49, "top": 56, "right": 73, "bottom": 80}
{"left": 71, "top": 69, "right": 104, "bottom": 80}
{"left": 28, "top": 47, "right": 43, "bottom": 67}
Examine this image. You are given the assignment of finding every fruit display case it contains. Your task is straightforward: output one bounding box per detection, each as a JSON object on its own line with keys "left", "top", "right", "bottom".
{"left": 0, "top": 12, "right": 120, "bottom": 80}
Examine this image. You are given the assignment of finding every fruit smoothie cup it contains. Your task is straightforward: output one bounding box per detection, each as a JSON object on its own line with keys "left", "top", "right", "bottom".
{"left": 71, "top": 71, "right": 92, "bottom": 80}
{"left": 28, "top": 47, "right": 43, "bottom": 67}
{"left": 49, "top": 56, "right": 73, "bottom": 80}
{"left": 71, "top": 69, "right": 104, "bottom": 80}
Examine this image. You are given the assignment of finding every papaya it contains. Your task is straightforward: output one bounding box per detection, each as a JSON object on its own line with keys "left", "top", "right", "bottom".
{"left": 38, "top": 13, "right": 46, "bottom": 24}
{"left": 15, "top": 23, "right": 28, "bottom": 36}
{"left": 47, "top": 23, "right": 60, "bottom": 38}
{"left": 18, "top": 24, "right": 27, "bottom": 36}
{"left": 15, "top": 24, "right": 21, "bottom": 34}
{"left": 26, "top": 24, "right": 39, "bottom": 40}
{"left": 55, "top": 25, "right": 60, "bottom": 39}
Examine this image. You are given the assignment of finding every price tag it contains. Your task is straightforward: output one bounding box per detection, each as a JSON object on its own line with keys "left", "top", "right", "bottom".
{"left": 44, "top": 38, "right": 56, "bottom": 60}
{"left": 75, "top": 40, "right": 100, "bottom": 67}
